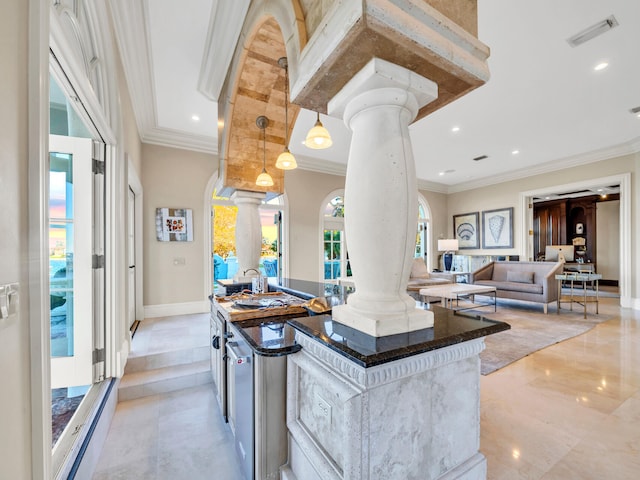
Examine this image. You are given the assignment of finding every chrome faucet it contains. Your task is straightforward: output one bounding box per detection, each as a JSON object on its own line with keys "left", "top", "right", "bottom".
{"left": 243, "top": 268, "right": 264, "bottom": 293}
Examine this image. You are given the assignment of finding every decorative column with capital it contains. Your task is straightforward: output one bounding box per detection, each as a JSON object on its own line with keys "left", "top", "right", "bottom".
{"left": 329, "top": 58, "right": 438, "bottom": 337}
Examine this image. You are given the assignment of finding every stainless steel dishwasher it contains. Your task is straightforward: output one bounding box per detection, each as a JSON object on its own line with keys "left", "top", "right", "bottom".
{"left": 226, "top": 325, "right": 254, "bottom": 480}
{"left": 225, "top": 320, "right": 292, "bottom": 480}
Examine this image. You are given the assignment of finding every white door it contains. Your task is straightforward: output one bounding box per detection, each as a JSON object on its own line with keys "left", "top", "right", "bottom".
{"left": 49, "top": 134, "right": 94, "bottom": 388}
{"left": 128, "top": 187, "right": 136, "bottom": 328}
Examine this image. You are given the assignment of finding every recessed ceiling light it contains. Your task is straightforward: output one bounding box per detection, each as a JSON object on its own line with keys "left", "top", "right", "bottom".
{"left": 511, "top": 150, "right": 520, "bottom": 155}
{"left": 451, "top": 126, "right": 460, "bottom": 133}
{"left": 191, "top": 115, "right": 200, "bottom": 122}
{"left": 438, "top": 171, "right": 445, "bottom": 176}
{"left": 594, "top": 62, "right": 609, "bottom": 71}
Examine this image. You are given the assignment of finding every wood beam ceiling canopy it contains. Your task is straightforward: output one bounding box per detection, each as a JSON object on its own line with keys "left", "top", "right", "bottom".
{"left": 222, "top": 17, "right": 301, "bottom": 195}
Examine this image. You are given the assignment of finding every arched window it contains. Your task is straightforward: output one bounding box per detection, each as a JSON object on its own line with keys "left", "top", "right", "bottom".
{"left": 211, "top": 192, "right": 285, "bottom": 291}
{"left": 321, "top": 193, "right": 350, "bottom": 283}
{"left": 416, "top": 194, "right": 433, "bottom": 269}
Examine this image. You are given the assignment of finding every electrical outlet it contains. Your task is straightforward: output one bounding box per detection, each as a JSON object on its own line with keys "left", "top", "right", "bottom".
{"left": 314, "top": 393, "right": 332, "bottom": 424}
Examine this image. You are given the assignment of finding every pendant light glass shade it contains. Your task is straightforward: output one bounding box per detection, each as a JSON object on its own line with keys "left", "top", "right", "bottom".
{"left": 304, "top": 112, "right": 333, "bottom": 149}
{"left": 276, "top": 57, "right": 297, "bottom": 170}
{"left": 255, "top": 115, "right": 274, "bottom": 187}
{"left": 256, "top": 170, "right": 274, "bottom": 187}
{"left": 275, "top": 147, "right": 297, "bottom": 170}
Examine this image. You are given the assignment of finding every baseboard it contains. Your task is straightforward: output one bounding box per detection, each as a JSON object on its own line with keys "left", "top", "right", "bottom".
{"left": 144, "top": 300, "right": 209, "bottom": 318}
{"left": 626, "top": 296, "right": 640, "bottom": 311}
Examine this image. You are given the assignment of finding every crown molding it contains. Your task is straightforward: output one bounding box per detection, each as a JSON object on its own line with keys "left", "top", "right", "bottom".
{"left": 417, "top": 178, "right": 448, "bottom": 194}
{"left": 197, "top": 0, "right": 250, "bottom": 101}
{"left": 141, "top": 126, "right": 216, "bottom": 154}
{"left": 294, "top": 154, "right": 347, "bottom": 177}
{"left": 446, "top": 138, "right": 640, "bottom": 194}
{"left": 109, "top": 0, "right": 157, "bottom": 136}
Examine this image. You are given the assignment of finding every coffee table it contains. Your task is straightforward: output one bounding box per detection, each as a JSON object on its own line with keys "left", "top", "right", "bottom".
{"left": 419, "top": 284, "right": 497, "bottom": 312}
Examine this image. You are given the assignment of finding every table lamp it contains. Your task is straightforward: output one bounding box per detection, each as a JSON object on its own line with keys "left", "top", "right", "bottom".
{"left": 438, "top": 239, "right": 459, "bottom": 272}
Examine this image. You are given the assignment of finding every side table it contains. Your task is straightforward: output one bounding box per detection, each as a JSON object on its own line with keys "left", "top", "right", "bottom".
{"left": 555, "top": 273, "right": 602, "bottom": 319}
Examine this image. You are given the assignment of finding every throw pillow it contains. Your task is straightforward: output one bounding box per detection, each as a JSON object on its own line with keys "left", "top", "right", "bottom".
{"left": 507, "top": 270, "right": 534, "bottom": 284}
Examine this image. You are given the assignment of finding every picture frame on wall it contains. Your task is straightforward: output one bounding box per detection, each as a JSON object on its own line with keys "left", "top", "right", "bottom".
{"left": 453, "top": 212, "right": 480, "bottom": 249}
{"left": 156, "top": 207, "right": 193, "bottom": 242}
{"left": 482, "top": 207, "right": 513, "bottom": 248}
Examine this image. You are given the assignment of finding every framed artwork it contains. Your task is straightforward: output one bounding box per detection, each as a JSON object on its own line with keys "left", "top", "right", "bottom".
{"left": 482, "top": 207, "right": 513, "bottom": 248}
{"left": 453, "top": 212, "right": 479, "bottom": 249}
{"left": 156, "top": 207, "right": 193, "bottom": 242}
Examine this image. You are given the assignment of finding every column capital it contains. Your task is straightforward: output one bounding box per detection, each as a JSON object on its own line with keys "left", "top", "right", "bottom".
{"left": 230, "top": 189, "right": 266, "bottom": 205}
{"left": 328, "top": 58, "right": 438, "bottom": 120}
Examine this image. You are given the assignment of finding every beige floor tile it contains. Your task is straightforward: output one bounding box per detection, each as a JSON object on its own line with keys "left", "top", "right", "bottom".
{"left": 482, "top": 299, "right": 640, "bottom": 480}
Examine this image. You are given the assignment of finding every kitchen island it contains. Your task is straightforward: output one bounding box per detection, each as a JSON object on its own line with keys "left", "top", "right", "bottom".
{"left": 275, "top": 280, "right": 509, "bottom": 480}
{"left": 212, "top": 281, "right": 509, "bottom": 480}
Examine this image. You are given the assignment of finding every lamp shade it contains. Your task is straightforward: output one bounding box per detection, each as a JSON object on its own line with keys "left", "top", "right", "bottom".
{"left": 438, "top": 239, "right": 459, "bottom": 251}
{"left": 275, "top": 147, "right": 297, "bottom": 170}
{"left": 256, "top": 170, "right": 274, "bottom": 187}
{"left": 304, "top": 113, "right": 333, "bottom": 149}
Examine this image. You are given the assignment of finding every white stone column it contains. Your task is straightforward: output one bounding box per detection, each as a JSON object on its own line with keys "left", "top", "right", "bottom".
{"left": 231, "top": 190, "right": 265, "bottom": 281}
{"left": 329, "top": 58, "right": 438, "bottom": 337}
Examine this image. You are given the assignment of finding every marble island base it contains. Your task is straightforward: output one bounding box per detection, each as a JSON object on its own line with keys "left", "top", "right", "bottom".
{"left": 280, "top": 310, "right": 505, "bottom": 480}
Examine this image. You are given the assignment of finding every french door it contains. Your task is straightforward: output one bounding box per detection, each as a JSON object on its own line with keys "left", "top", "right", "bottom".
{"left": 128, "top": 187, "right": 136, "bottom": 329}
{"left": 49, "top": 134, "right": 101, "bottom": 388}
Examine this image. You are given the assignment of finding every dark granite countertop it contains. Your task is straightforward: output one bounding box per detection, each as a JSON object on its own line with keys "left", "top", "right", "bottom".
{"left": 288, "top": 306, "right": 510, "bottom": 368}
{"left": 230, "top": 314, "right": 305, "bottom": 357}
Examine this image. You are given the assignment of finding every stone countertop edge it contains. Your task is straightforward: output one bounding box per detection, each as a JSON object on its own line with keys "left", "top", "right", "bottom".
{"left": 287, "top": 314, "right": 510, "bottom": 368}
{"left": 230, "top": 315, "right": 304, "bottom": 358}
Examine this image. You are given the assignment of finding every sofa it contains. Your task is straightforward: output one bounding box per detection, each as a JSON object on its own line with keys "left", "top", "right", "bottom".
{"left": 469, "top": 261, "right": 564, "bottom": 313}
{"left": 406, "top": 258, "right": 455, "bottom": 299}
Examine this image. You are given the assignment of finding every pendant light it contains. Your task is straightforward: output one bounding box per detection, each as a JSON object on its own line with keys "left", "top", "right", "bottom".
{"left": 275, "top": 57, "right": 297, "bottom": 170}
{"left": 255, "top": 115, "right": 274, "bottom": 187}
{"left": 304, "top": 111, "right": 333, "bottom": 149}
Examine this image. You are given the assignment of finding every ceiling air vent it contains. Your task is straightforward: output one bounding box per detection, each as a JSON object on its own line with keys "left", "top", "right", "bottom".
{"left": 473, "top": 155, "right": 488, "bottom": 161}
{"left": 567, "top": 15, "right": 619, "bottom": 47}
{"left": 630, "top": 106, "right": 640, "bottom": 114}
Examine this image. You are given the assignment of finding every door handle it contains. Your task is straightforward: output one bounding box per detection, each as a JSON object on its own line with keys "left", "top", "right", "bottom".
{"left": 129, "top": 265, "right": 135, "bottom": 269}
{"left": 226, "top": 342, "right": 251, "bottom": 364}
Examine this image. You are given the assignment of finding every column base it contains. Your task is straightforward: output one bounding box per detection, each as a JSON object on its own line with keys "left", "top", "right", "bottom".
{"left": 332, "top": 303, "right": 434, "bottom": 337}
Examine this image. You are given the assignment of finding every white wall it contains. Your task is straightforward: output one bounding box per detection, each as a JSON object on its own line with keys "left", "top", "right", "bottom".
{"left": 597, "top": 200, "right": 621, "bottom": 282}
{"left": 0, "top": 0, "right": 31, "bottom": 476}
{"left": 142, "top": 143, "right": 216, "bottom": 309}
{"left": 285, "top": 168, "right": 346, "bottom": 281}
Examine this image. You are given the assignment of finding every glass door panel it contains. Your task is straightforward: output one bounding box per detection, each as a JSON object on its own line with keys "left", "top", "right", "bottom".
{"left": 49, "top": 135, "right": 93, "bottom": 389}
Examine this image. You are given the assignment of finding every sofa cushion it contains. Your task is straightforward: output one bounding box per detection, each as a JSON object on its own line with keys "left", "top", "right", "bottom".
{"left": 475, "top": 279, "right": 542, "bottom": 295}
{"left": 507, "top": 270, "right": 535, "bottom": 284}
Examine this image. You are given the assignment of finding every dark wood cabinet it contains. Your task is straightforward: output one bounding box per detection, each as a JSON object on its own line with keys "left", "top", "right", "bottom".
{"left": 533, "top": 199, "right": 566, "bottom": 260}
{"left": 533, "top": 195, "right": 614, "bottom": 265}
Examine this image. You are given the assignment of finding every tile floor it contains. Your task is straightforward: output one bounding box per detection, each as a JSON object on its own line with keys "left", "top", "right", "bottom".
{"left": 93, "top": 297, "right": 639, "bottom": 479}
{"left": 481, "top": 297, "right": 640, "bottom": 479}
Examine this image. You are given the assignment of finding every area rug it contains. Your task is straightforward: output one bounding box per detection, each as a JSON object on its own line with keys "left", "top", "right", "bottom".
{"left": 475, "top": 299, "right": 613, "bottom": 375}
